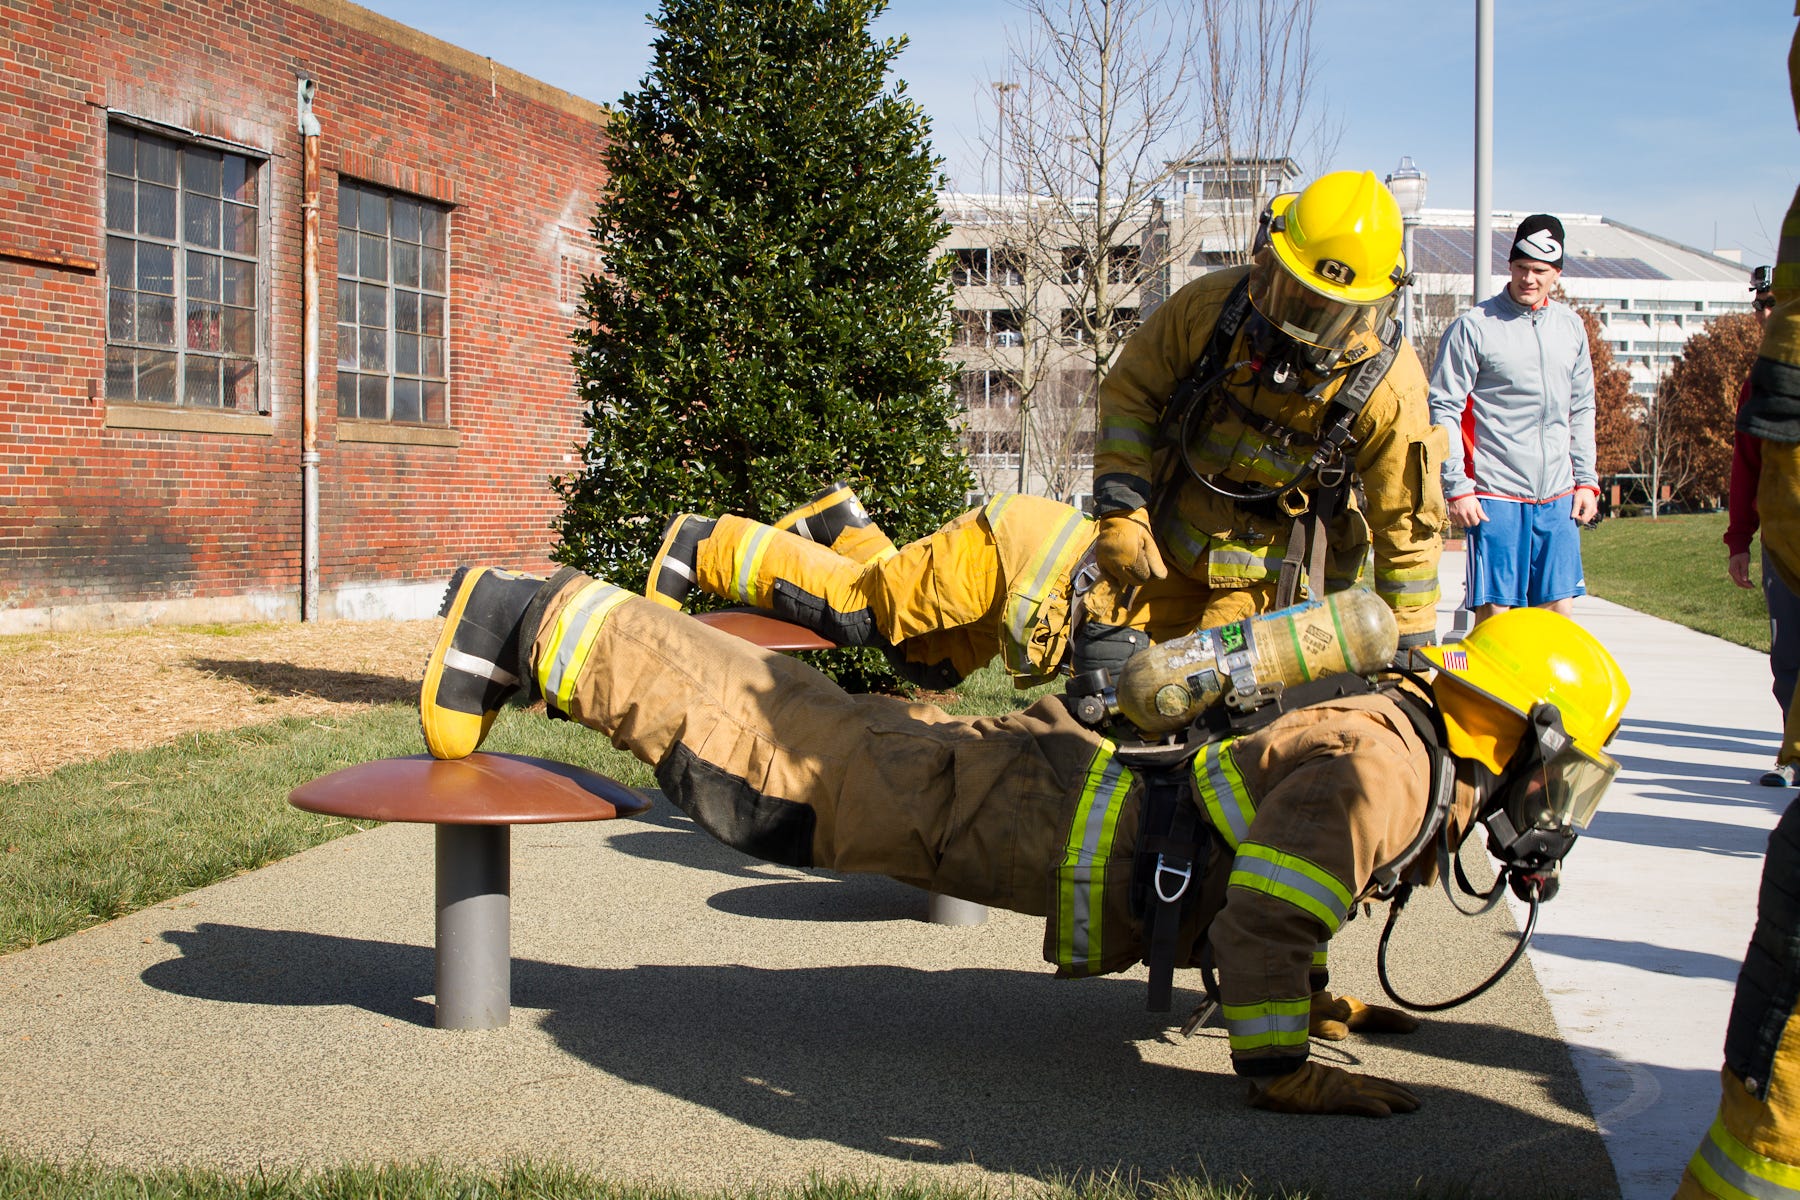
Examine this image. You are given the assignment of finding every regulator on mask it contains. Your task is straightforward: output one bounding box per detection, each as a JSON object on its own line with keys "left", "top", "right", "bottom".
{"left": 1475, "top": 701, "right": 1618, "bottom": 901}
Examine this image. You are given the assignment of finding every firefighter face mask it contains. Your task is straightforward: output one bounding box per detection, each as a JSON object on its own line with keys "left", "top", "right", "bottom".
{"left": 1247, "top": 246, "right": 1398, "bottom": 374}
{"left": 1479, "top": 701, "right": 1619, "bottom": 878}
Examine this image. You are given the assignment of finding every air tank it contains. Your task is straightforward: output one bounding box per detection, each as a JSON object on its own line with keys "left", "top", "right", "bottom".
{"left": 1114, "top": 588, "right": 1399, "bottom": 736}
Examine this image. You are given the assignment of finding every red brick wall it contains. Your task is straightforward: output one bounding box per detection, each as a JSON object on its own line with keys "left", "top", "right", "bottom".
{"left": 0, "top": 0, "right": 610, "bottom": 627}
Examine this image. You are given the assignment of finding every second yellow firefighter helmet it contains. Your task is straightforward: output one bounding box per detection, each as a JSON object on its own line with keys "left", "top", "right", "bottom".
{"left": 1417, "top": 609, "right": 1630, "bottom": 832}
{"left": 1248, "top": 170, "right": 1408, "bottom": 366}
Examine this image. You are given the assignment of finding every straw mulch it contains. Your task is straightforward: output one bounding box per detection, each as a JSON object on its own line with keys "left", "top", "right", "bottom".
{"left": 1, "top": 619, "right": 439, "bottom": 782}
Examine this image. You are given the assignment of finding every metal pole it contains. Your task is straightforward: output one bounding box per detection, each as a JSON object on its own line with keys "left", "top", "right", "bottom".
{"left": 1401, "top": 219, "right": 1417, "bottom": 342}
{"left": 928, "top": 892, "right": 988, "bottom": 926}
{"left": 298, "top": 79, "right": 322, "bottom": 621}
{"left": 1473, "top": 0, "right": 1493, "bottom": 305}
{"left": 435, "top": 824, "right": 512, "bottom": 1029}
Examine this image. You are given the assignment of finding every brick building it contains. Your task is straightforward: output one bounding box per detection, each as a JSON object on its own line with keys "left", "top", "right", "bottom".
{"left": 1, "top": 0, "right": 611, "bottom": 632}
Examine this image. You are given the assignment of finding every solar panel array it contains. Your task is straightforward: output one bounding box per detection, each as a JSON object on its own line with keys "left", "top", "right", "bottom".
{"left": 1406, "top": 227, "right": 1668, "bottom": 281}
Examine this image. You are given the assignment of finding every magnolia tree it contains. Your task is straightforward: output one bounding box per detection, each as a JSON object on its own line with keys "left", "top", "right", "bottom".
{"left": 555, "top": 0, "right": 970, "bottom": 594}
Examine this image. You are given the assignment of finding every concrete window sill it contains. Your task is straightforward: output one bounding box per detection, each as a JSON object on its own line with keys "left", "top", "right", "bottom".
{"left": 104, "top": 405, "right": 274, "bottom": 436}
{"left": 336, "top": 420, "right": 461, "bottom": 448}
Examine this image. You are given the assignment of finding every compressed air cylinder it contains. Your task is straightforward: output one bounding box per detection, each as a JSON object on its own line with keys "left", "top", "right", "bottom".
{"left": 1114, "top": 588, "right": 1399, "bottom": 736}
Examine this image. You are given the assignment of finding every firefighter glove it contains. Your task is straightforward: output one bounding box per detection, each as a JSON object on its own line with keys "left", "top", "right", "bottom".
{"left": 1095, "top": 509, "right": 1167, "bottom": 586}
{"left": 1309, "top": 989, "right": 1421, "bottom": 1041}
{"left": 1248, "top": 1061, "right": 1421, "bottom": 1117}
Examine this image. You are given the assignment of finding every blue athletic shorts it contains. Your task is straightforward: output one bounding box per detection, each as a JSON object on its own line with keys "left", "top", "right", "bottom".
{"left": 1464, "top": 494, "right": 1586, "bottom": 609}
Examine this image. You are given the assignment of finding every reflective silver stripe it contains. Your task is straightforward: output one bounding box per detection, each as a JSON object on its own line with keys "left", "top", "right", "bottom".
{"left": 1057, "top": 741, "right": 1133, "bottom": 973}
{"left": 1195, "top": 739, "right": 1254, "bottom": 849}
{"left": 1694, "top": 1114, "right": 1800, "bottom": 1199}
{"left": 1374, "top": 575, "right": 1438, "bottom": 595}
{"left": 1225, "top": 1010, "right": 1309, "bottom": 1040}
{"left": 540, "top": 580, "right": 629, "bottom": 709}
{"left": 1230, "top": 845, "right": 1352, "bottom": 933}
{"left": 1099, "top": 420, "right": 1155, "bottom": 447}
{"left": 1222, "top": 997, "right": 1311, "bottom": 1050}
{"left": 658, "top": 557, "right": 696, "bottom": 584}
{"left": 734, "top": 524, "right": 776, "bottom": 605}
{"left": 1208, "top": 548, "right": 1271, "bottom": 570}
{"left": 442, "top": 645, "right": 517, "bottom": 686}
{"left": 1158, "top": 518, "right": 1207, "bottom": 573}
{"left": 997, "top": 501, "right": 1087, "bottom": 674}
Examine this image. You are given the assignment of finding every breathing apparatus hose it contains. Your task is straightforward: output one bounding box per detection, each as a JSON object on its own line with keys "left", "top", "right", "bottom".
{"left": 1374, "top": 862, "right": 1548, "bottom": 1013}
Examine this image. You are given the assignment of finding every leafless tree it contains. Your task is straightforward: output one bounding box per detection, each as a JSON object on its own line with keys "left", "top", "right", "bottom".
{"left": 955, "top": 0, "right": 1327, "bottom": 495}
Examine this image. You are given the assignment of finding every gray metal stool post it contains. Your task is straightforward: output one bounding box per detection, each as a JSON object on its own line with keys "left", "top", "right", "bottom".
{"left": 693, "top": 608, "right": 990, "bottom": 926}
{"left": 289, "top": 752, "right": 650, "bottom": 1029}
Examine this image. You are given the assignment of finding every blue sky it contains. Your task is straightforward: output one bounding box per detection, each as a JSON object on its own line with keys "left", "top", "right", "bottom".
{"left": 354, "top": 0, "right": 1795, "bottom": 267}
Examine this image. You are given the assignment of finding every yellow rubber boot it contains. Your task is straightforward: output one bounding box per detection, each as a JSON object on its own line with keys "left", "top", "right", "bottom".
{"left": 772, "top": 482, "right": 897, "bottom": 564}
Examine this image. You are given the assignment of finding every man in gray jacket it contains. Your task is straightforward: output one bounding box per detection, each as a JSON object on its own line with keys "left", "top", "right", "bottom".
{"left": 1427, "top": 213, "right": 1598, "bottom": 622}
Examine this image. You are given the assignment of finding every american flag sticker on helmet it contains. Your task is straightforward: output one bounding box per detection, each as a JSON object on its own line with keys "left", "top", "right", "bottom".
{"left": 1439, "top": 648, "right": 1468, "bottom": 671}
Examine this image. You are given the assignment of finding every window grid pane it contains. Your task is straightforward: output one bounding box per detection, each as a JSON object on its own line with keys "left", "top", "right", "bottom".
{"left": 103, "top": 124, "right": 262, "bottom": 410}
{"left": 334, "top": 178, "right": 450, "bottom": 424}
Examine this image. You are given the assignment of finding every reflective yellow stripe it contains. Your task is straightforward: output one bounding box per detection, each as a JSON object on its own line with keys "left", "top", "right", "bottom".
{"left": 1690, "top": 1111, "right": 1800, "bottom": 1199}
{"left": 1097, "top": 413, "right": 1155, "bottom": 460}
{"left": 1375, "top": 566, "right": 1440, "bottom": 609}
{"left": 1055, "top": 739, "right": 1134, "bottom": 975}
{"left": 1207, "top": 543, "right": 1283, "bottom": 583}
{"left": 1190, "top": 426, "right": 1307, "bottom": 489}
{"left": 1229, "top": 842, "right": 1353, "bottom": 933}
{"left": 990, "top": 496, "right": 1089, "bottom": 676}
{"left": 1222, "top": 996, "right": 1311, "bottom": 1052}
{"left": 1193, "top": 738, "right": 1255, "bottom": 850}
{"left": 731, "top": 524, "right": 778, "bottom": 606}
{"left": 538, "top": 580, "right": 633, "bottom": 711}
{"left": 1312, "top": 944, "right": 1330, "bottom": 970}
{"left": 1157, "top": 517, "right": 1207, "bottom": 575}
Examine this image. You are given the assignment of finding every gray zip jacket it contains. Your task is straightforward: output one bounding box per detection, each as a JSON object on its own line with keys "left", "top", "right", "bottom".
{"left": 1426, "top": 288, "right": 1597, "bottom": 502}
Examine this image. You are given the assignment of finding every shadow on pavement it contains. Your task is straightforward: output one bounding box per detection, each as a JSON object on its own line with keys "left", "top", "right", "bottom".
{"left": 142, "top": 921, "right": 1617, "bottom": 1198}
{"left": 1528, "top": 932, "right": 1744, "bottom": 983}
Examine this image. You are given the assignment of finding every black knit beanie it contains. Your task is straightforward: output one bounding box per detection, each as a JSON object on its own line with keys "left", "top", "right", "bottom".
{"left": 1510, "top": 214, "right": 1565, "bottom": 269}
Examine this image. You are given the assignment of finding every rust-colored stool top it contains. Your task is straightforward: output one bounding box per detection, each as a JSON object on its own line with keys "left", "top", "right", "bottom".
{"left": 289, "top": 752, "right": 652, "bottom": 825}
{"left": 693, "top": 608, "right": 834, "bottom": 652}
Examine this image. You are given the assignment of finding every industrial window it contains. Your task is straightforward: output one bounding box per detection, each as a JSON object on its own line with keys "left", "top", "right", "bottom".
{"left": 337, "top": 181, "right": 449, "bottom": 424}
{"left": 104, "top": 125, "right": 262, "bottom": 409}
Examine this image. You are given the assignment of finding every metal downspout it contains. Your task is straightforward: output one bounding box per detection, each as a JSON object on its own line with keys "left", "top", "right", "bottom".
{"left": 298, "top": 79, "right": 322, "bottom": 621}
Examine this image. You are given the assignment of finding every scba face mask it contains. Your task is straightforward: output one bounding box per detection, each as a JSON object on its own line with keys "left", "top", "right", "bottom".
{"left": 1478, "top": 701, "right": 1619, "bottom": 899}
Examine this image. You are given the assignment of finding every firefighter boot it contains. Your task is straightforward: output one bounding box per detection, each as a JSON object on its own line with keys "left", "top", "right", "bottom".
{"left": 774, "top": 482, "right": 896, "bottom": 564}
{"left": 421, "top": 566, "right": 550, "bottom": 759}
{"left": 645, "top": 514, "right": 718, "bottom": 610}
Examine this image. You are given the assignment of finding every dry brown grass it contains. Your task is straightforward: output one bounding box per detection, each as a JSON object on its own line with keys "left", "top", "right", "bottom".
{"left": 0, "top": 619, "right": 439, "bottom": 781}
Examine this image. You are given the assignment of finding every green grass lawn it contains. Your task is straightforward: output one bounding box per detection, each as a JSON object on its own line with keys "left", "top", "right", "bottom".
{"left": 1580, "top": 511, "right": 1771, "bottom": 651}
{"left": 0, "top": 1154, "right": 1569, "bottom": 1200}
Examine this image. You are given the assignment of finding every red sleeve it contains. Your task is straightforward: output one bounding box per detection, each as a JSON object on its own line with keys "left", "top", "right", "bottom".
{"left": 1727, "top": 376, "right": 1762, "bottom": 556}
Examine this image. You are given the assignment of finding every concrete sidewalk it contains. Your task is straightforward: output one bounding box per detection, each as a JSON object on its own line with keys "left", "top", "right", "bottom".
{"left": 0, "top": 559, "right": 1783, "bottom": 1199}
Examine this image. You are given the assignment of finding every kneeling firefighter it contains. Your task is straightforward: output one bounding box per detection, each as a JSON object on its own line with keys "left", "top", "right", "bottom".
{"left": 1082, "top": 169, "right": 1447, "bottom": 677}
{"left": 420, "top": 554, "right": 1629, "bottom": 1115}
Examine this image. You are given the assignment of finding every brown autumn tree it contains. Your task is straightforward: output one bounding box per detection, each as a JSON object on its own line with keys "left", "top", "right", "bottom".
{"left": 1657, "top": 311, "right": 1761, "bottom": 504}
{"left": 1574, "top": 301, "right": 1639, "bottom": 478}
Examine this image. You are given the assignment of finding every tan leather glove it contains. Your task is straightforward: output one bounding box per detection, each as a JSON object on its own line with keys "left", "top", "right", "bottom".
{"left": 1094, "top": 508, "right": 1167, "bottom": 587}
{"left": 1247, "top": 1061, "right": 1421, "bottom": 1117}
{"left": 1308, "top": 989, "right": 1422, "bottom": 1041}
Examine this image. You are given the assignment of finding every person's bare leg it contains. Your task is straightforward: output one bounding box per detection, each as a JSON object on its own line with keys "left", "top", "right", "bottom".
{"left": 1541, "top": 598, "right": 1576, "bottom": 617}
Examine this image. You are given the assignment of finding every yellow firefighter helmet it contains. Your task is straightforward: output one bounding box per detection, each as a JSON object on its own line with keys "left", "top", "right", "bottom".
{"left": 1248, "top": 170, "right": 1409, "bottom": 367}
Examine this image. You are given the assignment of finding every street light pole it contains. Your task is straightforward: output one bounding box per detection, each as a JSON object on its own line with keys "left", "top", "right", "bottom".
{"left": 1385, "top": 156, "right": 1427, "bottom": 344}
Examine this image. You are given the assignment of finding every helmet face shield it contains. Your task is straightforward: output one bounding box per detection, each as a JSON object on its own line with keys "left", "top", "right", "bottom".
{"left": 1248, "top": 247, "right": 1397, "bottom": 369}
{"left": 1508, "top": 736, "right": 1619, "bottom": 835}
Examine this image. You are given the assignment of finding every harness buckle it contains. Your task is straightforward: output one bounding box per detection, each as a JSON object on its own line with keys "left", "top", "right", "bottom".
{"left": 1154, "top": 854, "right": 1193, "bottom": 904}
